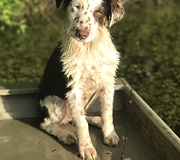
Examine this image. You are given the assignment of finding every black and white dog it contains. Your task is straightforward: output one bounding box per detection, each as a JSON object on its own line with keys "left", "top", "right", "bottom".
{"left": 39, "top": 0, "right": 124, "bottom": 159}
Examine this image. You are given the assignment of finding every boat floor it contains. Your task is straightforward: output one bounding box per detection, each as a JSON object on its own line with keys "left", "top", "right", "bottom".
{"left": 0, "top": 110, "right": 161, "bottom": 160}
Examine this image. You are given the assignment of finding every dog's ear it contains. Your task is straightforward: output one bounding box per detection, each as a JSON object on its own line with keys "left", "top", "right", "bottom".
{"left": 55, "top": 0, "right": 64, "bottom": 8}
{"left": 55, "top": 0, "right": 71, "bottom": 10}
{"left": 108, "top": 0, "right": 125, "bottom": 28}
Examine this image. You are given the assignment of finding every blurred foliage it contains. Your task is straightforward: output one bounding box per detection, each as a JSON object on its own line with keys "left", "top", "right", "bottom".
{"left": 0, "top": 0, "right": 179, "bottom": 135}
{"left": 0, "top": 0, "right": 27, "bottom": 33}
{"left": 0, "top": 24, "right": 62, "bottom": 83}
{"left": 0, "top": 0, "right": 64, "bottom": 83}
{"left": 112, "top": 0, "right": 180, "bottom": 133}
{"left": 0, "top": 0, "right": 58, "bottom": 33}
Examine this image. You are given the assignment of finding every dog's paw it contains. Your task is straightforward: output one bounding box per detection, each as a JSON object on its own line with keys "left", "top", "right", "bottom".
{"left": 78, "top": 143, "right": 97, "bottom": 160}
{"left": 103, "top": 130, "right": 119, "bottom": 147}
{"left": 58, "top": 130, "right": 77, "bottom": 145}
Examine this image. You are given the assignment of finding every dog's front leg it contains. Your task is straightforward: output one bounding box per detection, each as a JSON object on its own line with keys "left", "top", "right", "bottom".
{"left": 67, "top": 88, "right": 97, "bottom": 160}
{"left": 100, "top": 85, "right": 119, "bottom": 146}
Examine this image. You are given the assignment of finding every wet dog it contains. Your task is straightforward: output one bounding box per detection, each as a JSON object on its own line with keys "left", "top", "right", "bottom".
{"left": 39, "top": 0, "right": 124, "bottom": 159}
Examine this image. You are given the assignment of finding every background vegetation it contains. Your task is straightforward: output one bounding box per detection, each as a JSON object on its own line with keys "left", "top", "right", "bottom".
{"left": 0, "top": 0, "right": 179, "bottom": 136}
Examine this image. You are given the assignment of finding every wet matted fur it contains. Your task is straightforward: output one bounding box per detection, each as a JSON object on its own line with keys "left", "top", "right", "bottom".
{"left": 39, "top": 0, "right": 125, "bottom": 159}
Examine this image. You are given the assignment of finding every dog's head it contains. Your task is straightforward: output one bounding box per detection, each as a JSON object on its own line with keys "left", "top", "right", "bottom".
{"left": 55, "top": 0, "right": 125, "bottom": 42}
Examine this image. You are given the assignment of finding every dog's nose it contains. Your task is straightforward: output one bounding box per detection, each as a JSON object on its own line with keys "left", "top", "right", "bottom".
{"left": 76, "top": 29, "right": 89, "bottom": 40}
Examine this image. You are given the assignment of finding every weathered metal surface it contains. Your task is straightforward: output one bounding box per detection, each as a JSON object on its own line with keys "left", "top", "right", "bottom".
{"left": 0, "top": 78, "right": 179, "bottom": 160}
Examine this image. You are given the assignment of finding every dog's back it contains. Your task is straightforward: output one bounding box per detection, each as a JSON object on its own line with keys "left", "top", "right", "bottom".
{"left": 39, "top": 46, "right": 69, "bottom": 101}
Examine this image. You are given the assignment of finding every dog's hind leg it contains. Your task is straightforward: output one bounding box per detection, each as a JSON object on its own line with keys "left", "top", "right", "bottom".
{"left": 85, "top": 116, "right": 102, "bottom": 128}
{"left": 41, "top": 121, "right": 77, "bottom": 145}
{"left": 40, "top": 96, "right": 77, "bottom": 145}
{"left": 84, "top": 91, "right": 102, "bottom": 128}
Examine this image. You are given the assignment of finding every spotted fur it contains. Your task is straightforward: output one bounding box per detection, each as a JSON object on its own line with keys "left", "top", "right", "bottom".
{"left": 39, "top": 0, "right": 125, "bottom": 159}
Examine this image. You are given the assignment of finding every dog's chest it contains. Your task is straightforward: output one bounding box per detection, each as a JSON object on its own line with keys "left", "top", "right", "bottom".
{"left": 61, "top": 37, "right": 119, "bottom": 90}
{"left": 64, "top": 52, "right": 115, "bottom": 86}
{"left": 64, "top": 53, "right": 113, "bottom": 106}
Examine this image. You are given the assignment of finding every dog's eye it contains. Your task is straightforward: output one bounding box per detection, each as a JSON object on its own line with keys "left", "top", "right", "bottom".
{"left": 95, "top": 9, "right": 104, "bottom": 15}
{"left": 75, "top": 5, "right": 80, "bottom": 10}
{"left": 71, "top": 2, "right": 81, "bottom": 11}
